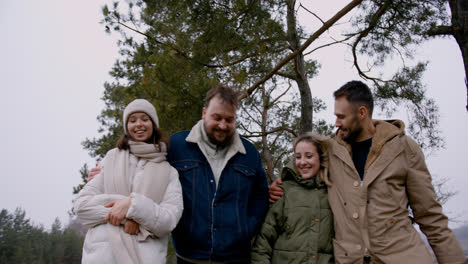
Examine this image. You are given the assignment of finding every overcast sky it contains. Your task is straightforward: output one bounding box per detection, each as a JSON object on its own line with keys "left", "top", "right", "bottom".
{"left": 1, "top": 0, "right": 467, "bottom": 230}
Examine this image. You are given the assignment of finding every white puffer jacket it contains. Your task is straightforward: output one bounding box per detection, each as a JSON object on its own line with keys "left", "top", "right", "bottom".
{"left": 74, "top": 154, "right": 183, "bottom": 264}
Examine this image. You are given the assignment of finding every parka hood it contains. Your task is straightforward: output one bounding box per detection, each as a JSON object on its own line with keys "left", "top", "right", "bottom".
{"left": 335, "top": 119, "right": 405, "bottom": 144}
{"left": 370, "top": 119, "right": 405, "bottom": 149}
{"left": 336, "top": 119, "right": 406, "bottom": 172}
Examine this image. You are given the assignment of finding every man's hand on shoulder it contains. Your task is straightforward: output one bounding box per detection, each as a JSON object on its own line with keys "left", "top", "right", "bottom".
{"left": 87, "top": 164, "right": 101, "bottom": 182}
{"left": 269, "top": 177, "right": 284, "bottom": 203}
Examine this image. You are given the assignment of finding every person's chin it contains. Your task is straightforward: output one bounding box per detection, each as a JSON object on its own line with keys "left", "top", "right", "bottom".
{"left": 213, "top": 133, "right": 226, "bottom": 141}
{"left": 340, "top": 131, "right": 348, "bottom": 139}
{"left": 216, "top": 137, "right": 229, "bottom": 145}
{"left": 343, "top": 133, "right": 358, "bottom": 144}
{"left": 214, "top": 135, "right": 233, "bottom": 148}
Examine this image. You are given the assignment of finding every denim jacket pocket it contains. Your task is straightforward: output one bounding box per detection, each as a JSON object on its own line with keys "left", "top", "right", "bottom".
{"left": 174, "top": 160, "right": 199, "bottom": 172}
{"left": 173, "top": 160, "right": 202, "bottom": 234}
{"left": 229, "top": 165, "right": 257, "bottom": 237}
{"left": 232, "top": 165, "right": 256, "bottom": 196}
{"left": 233, "top": 165, "right": 255, "bottom": 178}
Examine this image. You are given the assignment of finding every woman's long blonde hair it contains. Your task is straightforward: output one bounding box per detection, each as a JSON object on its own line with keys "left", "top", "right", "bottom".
{"left": 293, "top": 132, "right": 332, "bottom": 187}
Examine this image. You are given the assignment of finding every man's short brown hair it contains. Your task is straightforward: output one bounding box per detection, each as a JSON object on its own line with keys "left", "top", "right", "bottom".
{"left": 204, "top": 84, "right": 239, "bottom": 109}
{"left": 333, "top": 80, "right": 374, "bottom": 116}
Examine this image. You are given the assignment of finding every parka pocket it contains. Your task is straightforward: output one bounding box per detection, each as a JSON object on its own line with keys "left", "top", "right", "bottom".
{"left": 332, "top": 239, "right": 363, "bottom": 264}
{"left": 381, "top": 217, "right": 412, "bottom": 242}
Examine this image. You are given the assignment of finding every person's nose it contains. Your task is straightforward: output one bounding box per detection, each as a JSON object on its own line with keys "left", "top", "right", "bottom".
{"left": 335, "top": 118, "right": 341, "bottom": 128}
{"left": 218, "top": 120, "right": 227, "bottom": 130}
{"left": 297, "top": 157, "right": 305, "bottom": 166}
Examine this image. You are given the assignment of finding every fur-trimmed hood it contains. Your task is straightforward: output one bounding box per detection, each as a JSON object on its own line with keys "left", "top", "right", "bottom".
{"left": 335, "top": 119, "right": 405, "bottom": 171}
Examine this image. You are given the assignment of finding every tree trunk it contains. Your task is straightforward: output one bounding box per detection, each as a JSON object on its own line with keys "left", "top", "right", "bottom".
{"left": 449, "top": 0, "right": 468, "bottom": 111}
{"left": 261, "top": 87, "right": 274, "bottom": 183}
{"left": 286, "top": 0, "right": 313, "bottom": 134}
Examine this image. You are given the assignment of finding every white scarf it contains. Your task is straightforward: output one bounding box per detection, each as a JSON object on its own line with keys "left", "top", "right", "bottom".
{"left": 102, "top": 141, "right": 171, "bottom": 264}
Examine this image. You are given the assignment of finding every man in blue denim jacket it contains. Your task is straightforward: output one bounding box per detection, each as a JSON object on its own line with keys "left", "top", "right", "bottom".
{"left": 168, "top": 84, "right": 269, "bottom": 264}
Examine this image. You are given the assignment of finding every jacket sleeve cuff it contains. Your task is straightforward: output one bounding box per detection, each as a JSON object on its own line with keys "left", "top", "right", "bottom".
{"left": 126, "top": 192, "right": 161, "bottom": 230}
{"left": 74, "top": 193, "right": 126, "bottom": 227}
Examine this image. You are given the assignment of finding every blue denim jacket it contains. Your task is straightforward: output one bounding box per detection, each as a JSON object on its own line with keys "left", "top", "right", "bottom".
{"left": 168, "top": 130, "right": 269, "bottom": 263}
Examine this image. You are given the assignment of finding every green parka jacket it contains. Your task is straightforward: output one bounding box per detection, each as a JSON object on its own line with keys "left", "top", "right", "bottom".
{"left": 251, "top": 160, "right": 334, "bottom": 264}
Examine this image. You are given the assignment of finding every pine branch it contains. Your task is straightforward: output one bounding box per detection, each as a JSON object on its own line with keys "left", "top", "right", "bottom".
{"left": 240, "top": 126, "right": 298, "bottom": 138}
{"left": 271, "top": 84, "right": 293, "bottom": 106}
{"left": 240, "top": 0, "right": 364, "bottom": 100}
{"left": 299, "top": 3, "right": 325, "bottom": 24}
{"left": 276, "top": 71, "right": 297, "bottom": 80}
{"left": 351, "top": 1, "right": 391, "bottom": 82}
{"left": 425, "top": 25, "right": 456, "bottom": 36}
{"left": 304, "top": 35, "right": 353, "bottom": 56}
{"left": 109, "top": 18, "right": 272, "bottom": 69}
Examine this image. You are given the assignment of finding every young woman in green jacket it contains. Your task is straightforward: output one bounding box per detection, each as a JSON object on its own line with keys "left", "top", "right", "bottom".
{"left": 251, "top": 132, "right": 334, "bottom": 264}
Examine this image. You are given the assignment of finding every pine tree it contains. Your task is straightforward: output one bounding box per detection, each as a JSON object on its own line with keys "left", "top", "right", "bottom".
{"left": 77, "top": 0, "right": 461, "bottom": 212}
{"left": 0, "top": 208, "right": 84, "bottom": 264}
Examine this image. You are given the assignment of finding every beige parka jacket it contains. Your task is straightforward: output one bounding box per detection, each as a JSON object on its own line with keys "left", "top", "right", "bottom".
{"left": 327, "top": 119, "right": 465, "bottom": 264}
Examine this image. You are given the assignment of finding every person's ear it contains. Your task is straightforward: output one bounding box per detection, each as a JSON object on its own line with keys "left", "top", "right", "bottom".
{"left": 202, "top": 107, "right": 206, "bottom": 119}
{"left": 358, "top": 106, "right": 368, "bottom": 120}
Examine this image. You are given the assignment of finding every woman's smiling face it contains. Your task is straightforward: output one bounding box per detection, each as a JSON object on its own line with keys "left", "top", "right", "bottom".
{"left": 127, "top": 112, "right": 153, "bottom": 142}
{"left": 295, "top": 141, "right": 321, "bottom": 179}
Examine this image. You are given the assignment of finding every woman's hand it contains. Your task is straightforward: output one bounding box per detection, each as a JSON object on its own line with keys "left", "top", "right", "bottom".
{"left": 105, "top": 198, "right": 131, "bottom": 226}
{"left": 123, "top": 219, "right": 140, "bottom": 235}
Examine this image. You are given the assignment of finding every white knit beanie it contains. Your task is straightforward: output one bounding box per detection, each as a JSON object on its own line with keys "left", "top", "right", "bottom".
{"left": 123, "top": 99, "right": 159, "bottom": 135}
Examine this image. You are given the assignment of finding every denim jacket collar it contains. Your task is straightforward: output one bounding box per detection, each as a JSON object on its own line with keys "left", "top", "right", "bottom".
{"left": 186, "top": 120, "right": 246, "bottom": 155}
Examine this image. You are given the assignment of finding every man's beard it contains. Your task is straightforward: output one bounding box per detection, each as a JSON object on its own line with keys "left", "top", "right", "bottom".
{"left": 343, "top": 116, "right": 362, "bottom": 143}
{"left": 207, "top": 129, "right": 234, "bottom": 148}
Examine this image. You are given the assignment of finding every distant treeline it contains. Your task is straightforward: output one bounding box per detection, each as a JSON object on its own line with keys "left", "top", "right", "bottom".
{"left": 1, "top": 207, "right": 466, "bottom": 263}
{"left": 452, "top": 225, "right": 468, "bottom": 257}
{"left": 0, "top": 208, "right": 84, "bottom": 264}
{"left": 453, "top": 225, "right": 468, "bottom": 241}
{"left": 0, "top": 208, "right": 180, "bottom": 264}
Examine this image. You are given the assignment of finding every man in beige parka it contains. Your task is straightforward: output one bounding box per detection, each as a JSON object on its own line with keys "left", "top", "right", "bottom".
{"left": 328, "top": 80, "right": 465, "bottom": 264}
{"left": 270, "top": 80, "right": 465, "bottom": 264}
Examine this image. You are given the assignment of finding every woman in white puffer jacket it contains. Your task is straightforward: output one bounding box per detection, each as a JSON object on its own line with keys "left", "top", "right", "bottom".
{"left": 74, "top": 99, "right": 183, "bottom": 264}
